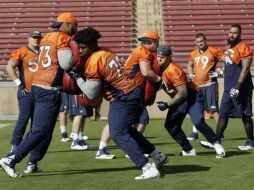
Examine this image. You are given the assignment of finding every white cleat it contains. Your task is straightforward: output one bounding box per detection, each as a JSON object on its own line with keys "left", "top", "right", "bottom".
{"left": 135, "top": 162, "right": 161, "bottom": 180}
{"left": 175, "top": 148, "right": 196, "bottom": 156}
{"left": 71, "top": 140, "right": 88, "bottom": 150}
{"left": 200, "top": 141, "right": 214, "bottom": 149}
{"left": 238, "top": 140, "right": 254, "bottom": 151}
{"left": 0, "top": 157, "right": 21, "bottom": 178}
{"left": 213, "top": 142, "right": 226, "bottom": 158}
{"left": 96, "top": 147, "right": 116, "bottom": 159}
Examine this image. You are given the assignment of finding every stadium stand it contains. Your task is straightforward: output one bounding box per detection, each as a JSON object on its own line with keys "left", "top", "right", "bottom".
{"left": 0, "top": 0, "right": 136, "bottom": 80}
{"left": 162, "top": 0, "right": 254, "bottom": 68}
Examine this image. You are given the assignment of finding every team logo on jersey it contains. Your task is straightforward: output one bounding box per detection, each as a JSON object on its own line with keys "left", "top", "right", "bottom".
{"left": 224, "top": 49, "right": 234, "bottom": 65}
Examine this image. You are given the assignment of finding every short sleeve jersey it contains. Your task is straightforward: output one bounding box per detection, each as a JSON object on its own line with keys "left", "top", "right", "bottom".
{"left": 33, "top": 31, "right": 72, "bottom": 87}
{"left": 10, "top": 46, "right": 39, "bottom": 92}
{"left": 125, "top": 46, "right": 153, "bottom": 89}
{"left": 189, "top": 46, "right": 223, "bottom": 85}
{"left": 223, "top": 41, "right": 253, "bottom": 91}
{"left": 162, "top": 62, "right": 198, "bottom": 98}
{"left": 85, "top": 48, "right": 137, "bottom": 101}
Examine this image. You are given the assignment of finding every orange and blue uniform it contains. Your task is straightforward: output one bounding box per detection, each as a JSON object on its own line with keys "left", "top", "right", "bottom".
{"left": 13, "top": 31, "right": 72, "bottom": 164}
{"left": 220, "top": 41, "right": 253, "bottom": 118}
{"left": 189, "top": 46, "right": 223, "bottom": 112}
{"left": 84, "top": 48, "right": 155, "bottom": 168}
{"left": 85, "top": 48, "right": 137, "bottom": 101}
{"left": 189, "top": 46, "right": 223, "bottom": 86}
{"left": 10, "top": 46, "right": 38, "bottom": 92}
{"left": 125, "top": 46, "right": 153, "bottom": 89}
{"left": 33, "top": 31, "right": 71, "bottom": 88}
{"left": 160, "top": 62, "right": 218, "bottom": 151}
{"left": 9, "top": 46, "right": 39, "bottom": 147}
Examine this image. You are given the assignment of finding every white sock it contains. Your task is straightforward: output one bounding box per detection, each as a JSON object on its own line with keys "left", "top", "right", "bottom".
{"left": 78, "top": 132, "right": 83, "bottom": 140}
{"left": 99, "top": 141, "right": 107, "bottom": 149}
{"left": 72, "top": 133, "right": 79, "bottom": 141}
{"left": 192, "top": 125, "right": 198, "bottom": 133}
{"left": 60, "top": 126, "right": 67, "bottom": 134}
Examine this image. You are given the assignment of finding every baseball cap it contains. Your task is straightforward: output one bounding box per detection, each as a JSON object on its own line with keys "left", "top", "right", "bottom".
{"left": 51, "top": 12, "right": 77, "bottom": 28}
{"left": 28, "top": 30, "right": 42, "bottom": 38}
{"left": 138, "top": 31, "right": 159, "bottom": 42}
{"left": 157, "top": 45, "right": 172, "bottom": 56}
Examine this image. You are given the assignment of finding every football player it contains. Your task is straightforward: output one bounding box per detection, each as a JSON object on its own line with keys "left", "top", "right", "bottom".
{"left": 0, "top": 12, "right": 78, "bottom": 178}
{"left": 6, "top": 30, "right": 42, "bottom": 151}
{"left": 69, "top": 27, "right": 167, "bottom": 180}
{"left": 156, "top": 45, "right": 225, "bottom": 158}
{"left": 217, "top": 24, "right": 254, "bottom": 150}
{"left": 187, "top": 33, "right": 223, "bottom": 141}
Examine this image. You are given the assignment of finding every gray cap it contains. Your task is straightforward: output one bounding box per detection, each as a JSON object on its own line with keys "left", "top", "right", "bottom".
{"left": 28, "top": 30, "right": 42, "bottom": 37}
{"left": 157, "top": 45, "right": 171, "bottom": 56}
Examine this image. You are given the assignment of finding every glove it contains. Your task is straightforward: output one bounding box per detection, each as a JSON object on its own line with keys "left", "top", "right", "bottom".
{"left": 188, "top": 74, "right": 195, "bottom": 82}
{"left": 67, "top": 66, "right": 81, "bottom": 79}
{"left": 19, "top": 83, "right": 29, "bottom": 97}
{"left": 209, "top": 70, "right": 223, "bottom": 79}
{"left": 156, "top": 77, "right": 168, "bottom": 91}
{"left": 156, "top": 101, "right": 169, "bottom": 111}
{"left": 229, "top": 82, "right": 241, "bottom": 98}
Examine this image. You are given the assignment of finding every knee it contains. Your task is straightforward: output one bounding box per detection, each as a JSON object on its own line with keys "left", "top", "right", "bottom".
{"left": 164, "top": 123, "right": 178, "bottom": 135}
{"left": 242, "top": 116, "right": 253, "bottom": 126}
{"left": 192, "top": 118, "right": 205, "bottom": 130}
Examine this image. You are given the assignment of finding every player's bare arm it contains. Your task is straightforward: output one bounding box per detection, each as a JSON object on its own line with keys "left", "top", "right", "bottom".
{"left": 140, "top": 60, "right": 161, "bottom": 82}
{"left": 165, "top": 84, "right": 188, "bottom": 108}
{"left": 6, "top": 60, "right": 19, "bottom": 82}
{"left": 187, "top": 60, "right": 194, "bottom": 75}
{"left": 238, "top": 57, "right": 252, "bottom": 84}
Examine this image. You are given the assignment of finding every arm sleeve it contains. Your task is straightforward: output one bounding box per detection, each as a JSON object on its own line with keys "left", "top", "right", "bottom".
{"left": 57, "top": 49, "right": 73, "bottom": 70}
{"left": 76, "top": 78, "right": 102, "bottom": 99}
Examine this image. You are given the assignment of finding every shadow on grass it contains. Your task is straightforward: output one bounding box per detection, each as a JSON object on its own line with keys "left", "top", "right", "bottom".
{"left": 195, "top": 150, "right": 251, "bottom": 158}
{"left": 23, "top": 166, "right": 137, "bottom": 178}
{"left": 161, "top": 164, "right": 211, "bottom": 176}
{"left": 47, "top": 148, "right": 97, "bottom": 153}
{"left": 23, "top": 164, "right": 212, "bottom": 178}
{"left": 225, "top": 137, "right": 246, "bottom": 141}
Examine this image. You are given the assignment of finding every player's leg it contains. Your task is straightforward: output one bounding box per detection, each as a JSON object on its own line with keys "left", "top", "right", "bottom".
{"left": 96, "top": 124, "right": 116, "bottom": 159}
{"left": 10, "top": 92, "right": 34, "bottom": 151}
{"left": 59, "top": 93, "right": 70, "bottom": 142}
{"left": 238, "top": 90, "right": 254, "bottom": 150}
{"left": 164, "top": 107, "right": 196, "bottom": 156}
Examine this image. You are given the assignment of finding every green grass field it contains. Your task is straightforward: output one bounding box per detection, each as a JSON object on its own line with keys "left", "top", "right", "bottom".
{"left": 0, "top": 118, "right": 253, "bottom": 190}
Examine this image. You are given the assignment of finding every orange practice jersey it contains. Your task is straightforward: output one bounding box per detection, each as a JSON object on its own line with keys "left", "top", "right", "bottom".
{"left": 189, "top": 46, "right": 223, "bottom": 85}
{"left": 85, "top": 48, "right": 137, "bottom": 102}
{"left": 224, "top": 41, "right": 253, "bottom": 65}
{"left": 162, "top": 62, "right": 198, "bottom": 98}
{"left": 33, "top": 31, "right": 72, "bottom": 87}
{"left": 125, "top": 46, "right": 153, "bottom": 89}
{"left": 10, "top": 46, "right": 39, "bottom": 92}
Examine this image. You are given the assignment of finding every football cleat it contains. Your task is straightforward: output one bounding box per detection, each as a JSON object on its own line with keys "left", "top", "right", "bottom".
{"left": 238, "top": 139, "right": 254, "bottom": 151}
{"left": 135, "top": 162, "right": 161, "bottom": 180}
{"left": 96, "top": 147, "right": 116, "bottom": 159}
{"left": 24, "top": 162, "right": 42, "bottom": 174}
{"left": 200, "top": 141, "right": 214, "bottom": 149}
{"left": 71, "top": 140, "right": 88, "bottom": 150}
{"left": 175, "top": 148, "right": 196, "bottom": 156}
{"left": 213, "top": 142, "right": 226, "bottom": 158}
{"left": 187, "top": 132, "right": 199, "bottom": 141}
{"left": 0, "top": 155, "right": 21, "bottom": 178}
{"left": 60, "top": 132, "right": 71, "bottom": 142}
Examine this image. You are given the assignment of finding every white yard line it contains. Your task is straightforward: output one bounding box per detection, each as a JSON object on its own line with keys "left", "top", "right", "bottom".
{"left": 0, "top": 124, "right": 11, "bottom": 129}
